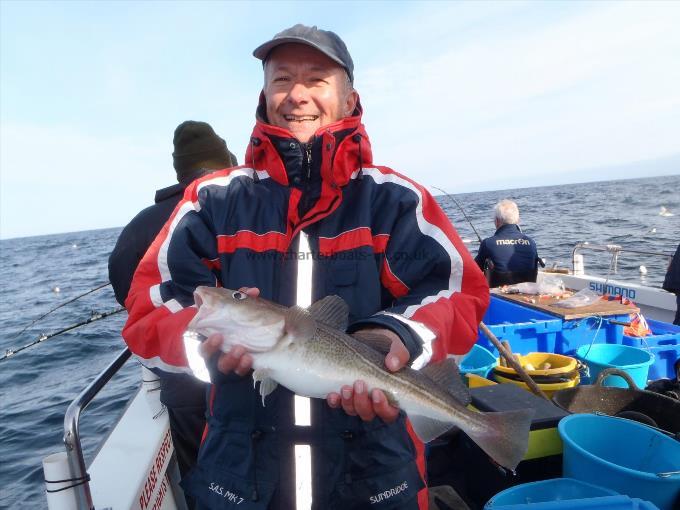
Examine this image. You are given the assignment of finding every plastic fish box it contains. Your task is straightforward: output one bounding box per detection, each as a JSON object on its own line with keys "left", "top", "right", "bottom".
{"left": 557, "top": 314, "right": 630, "bottom": 355}
{"left": 477, "top": 296, "right": 563, "bottom": 355}
{"left": 622, "top": 319, "right": 680, "bottom": 380}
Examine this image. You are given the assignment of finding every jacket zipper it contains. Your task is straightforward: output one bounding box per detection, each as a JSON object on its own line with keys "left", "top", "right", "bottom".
{"left": 303, "top": 142, "right": 312, "bottom": 179}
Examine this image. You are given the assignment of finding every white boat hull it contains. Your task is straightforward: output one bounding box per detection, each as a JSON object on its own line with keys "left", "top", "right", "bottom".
{"left": 557, "top": 273, "right": 676, "bottom": 323}
{"left": 88, "top": 386, "right": 179, "bottom": 510}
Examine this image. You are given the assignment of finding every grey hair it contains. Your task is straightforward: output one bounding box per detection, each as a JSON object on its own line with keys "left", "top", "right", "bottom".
{"left": 494, "top": 199, "right": 520, "bottom": 225}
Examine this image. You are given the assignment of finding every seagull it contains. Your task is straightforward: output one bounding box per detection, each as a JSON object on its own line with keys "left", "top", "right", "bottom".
{"left": 659, "top": 206, "right": 674, "bottom": 217}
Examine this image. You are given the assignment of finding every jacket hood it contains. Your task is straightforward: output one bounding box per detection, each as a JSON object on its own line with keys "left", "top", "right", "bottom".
{"left": 245, "top": 92, "right": 373, "bottom": 187}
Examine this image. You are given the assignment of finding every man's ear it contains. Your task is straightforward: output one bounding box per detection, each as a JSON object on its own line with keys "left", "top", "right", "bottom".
{"left": 345, "top": 89, "right": 359, "bottom": 117}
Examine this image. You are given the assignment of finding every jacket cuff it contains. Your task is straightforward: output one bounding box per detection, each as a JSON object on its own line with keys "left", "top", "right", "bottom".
{"left": 348, "top": 315, "right": 424, "bottom": 362}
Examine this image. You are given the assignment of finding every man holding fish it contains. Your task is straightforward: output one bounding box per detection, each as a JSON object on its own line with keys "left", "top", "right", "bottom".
{"left": 123, "top": 24, "right": 498, "bottom": 509}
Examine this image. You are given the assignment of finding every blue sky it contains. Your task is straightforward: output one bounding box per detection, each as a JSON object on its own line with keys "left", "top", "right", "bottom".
{"left": 1, "top": 0, "right": 679, "bottom": 239}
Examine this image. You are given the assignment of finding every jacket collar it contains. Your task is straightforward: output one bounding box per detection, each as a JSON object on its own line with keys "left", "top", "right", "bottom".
{"left": 495, "top": 223, "right": 523, "bottom": 236}
{"left": 154, "top": 182, "right": 186, "bottom": 203}
{"left": 245, "top": 92, "right": 373, "bottom": 187}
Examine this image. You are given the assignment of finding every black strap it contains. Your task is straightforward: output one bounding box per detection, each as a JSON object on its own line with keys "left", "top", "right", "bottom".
{"left": 45, "top": 473, "right": 91, "bottom": 493}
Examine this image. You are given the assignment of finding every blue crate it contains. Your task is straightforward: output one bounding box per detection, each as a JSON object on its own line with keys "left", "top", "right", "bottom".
{"left": 478, "top": 297, "right": 563, "bottom": 355}
{"left": 558, "top": 314, "right": 629, "bottom": 355}
{"left": 479, "top": 296, "right": 632, "bottom": 357}
{"left": 622, "top": 319, "right": 680, "bottom": 380}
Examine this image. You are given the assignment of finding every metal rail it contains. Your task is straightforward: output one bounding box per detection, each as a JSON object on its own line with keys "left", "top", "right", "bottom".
{"left": 63, "top": 348, "right": 132, "bottom": 509}
{"left": 572, "top": 242, "right": 673, "bottom": 274}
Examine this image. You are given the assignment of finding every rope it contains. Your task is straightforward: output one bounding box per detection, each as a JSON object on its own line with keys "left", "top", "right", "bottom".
{"left": 566, "top": 314, "right": 605, "bottom": 380}
{"left": 44, "top": 473, "right": 91, "bottom": 493}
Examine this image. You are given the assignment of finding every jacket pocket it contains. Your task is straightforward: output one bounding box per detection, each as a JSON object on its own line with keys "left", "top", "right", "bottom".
{"left": 329, "top": 461, "right": 424, "bottom": 510}
{"left": 324, "top": 259, "right": 358, "bottom": 312}
{"left": 328, "top": 259, "right": 358, "bottom": 287}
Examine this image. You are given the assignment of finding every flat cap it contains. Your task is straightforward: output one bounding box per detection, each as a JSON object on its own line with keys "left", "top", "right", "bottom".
{"left": 253, "top": 24, "right": 354, "bottom": 83}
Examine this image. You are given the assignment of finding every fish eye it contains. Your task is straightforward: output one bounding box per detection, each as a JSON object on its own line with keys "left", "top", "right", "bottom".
{"left": 232, "top": 291, "right": 247, "bottom": 301}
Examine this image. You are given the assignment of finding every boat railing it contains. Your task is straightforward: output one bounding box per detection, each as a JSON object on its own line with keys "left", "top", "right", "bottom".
{"left": 61, "top": 347, "right": 132, "bottom": 509}
{"left": 571, "top": 242, "right": 673, "bottom": 275}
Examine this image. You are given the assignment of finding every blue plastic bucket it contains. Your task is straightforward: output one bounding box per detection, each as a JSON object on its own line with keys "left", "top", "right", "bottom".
{"left": 559, "top": 414, "right": 680, "bottom": 510}
{"left": 460, "top": 344, "right": 496, "bottom": 379}
{"left": 575, "top": 344, "right": 654, "bottom": 388}
{"left": 486, "top": 495, "right": 659, "bottom": 509}
{"left": 484, "top": 478, "right": 617, "bottom": 508}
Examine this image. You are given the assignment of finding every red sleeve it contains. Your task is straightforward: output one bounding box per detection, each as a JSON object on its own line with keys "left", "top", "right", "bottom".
{"left": 121, "top": 173, "right": 225, "bottom": 374}
{"left": 354, "top": 167, "right": 490, "bottom": 363}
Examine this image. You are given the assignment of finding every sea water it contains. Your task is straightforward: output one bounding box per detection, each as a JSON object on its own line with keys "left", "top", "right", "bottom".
{"left": 0, "top": 174, "right": 678, "bottom": 508}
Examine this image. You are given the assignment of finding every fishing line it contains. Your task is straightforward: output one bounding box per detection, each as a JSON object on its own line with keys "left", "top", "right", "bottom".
{"left": 10, "top": 281, "right": 112, "bottom": 341}
{"left": 431, "top": 186, "right": 483, "bottom": 243}
{"left": 1, "top": 307, "right": 125, "bottom": 362}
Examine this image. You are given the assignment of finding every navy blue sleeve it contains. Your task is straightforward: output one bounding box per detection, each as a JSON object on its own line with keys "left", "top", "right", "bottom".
{"left": 347, "top": 316, "right": 423, "bottom": 360}
{"left": 663, "top": 244, "right": 680, "bottom": 293}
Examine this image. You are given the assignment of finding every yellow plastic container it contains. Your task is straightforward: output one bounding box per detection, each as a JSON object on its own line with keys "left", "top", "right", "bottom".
{"left": 493, "top": 372, "right": 580, "bottom": 398}
{"left": 465, "top": 373, "right": 497, "bottom": 388}
{"left": 493, "top": 352, "right": 580, "bottom": 398}
{"left": 494, "top": 352, "right": 577, "bottom": 377}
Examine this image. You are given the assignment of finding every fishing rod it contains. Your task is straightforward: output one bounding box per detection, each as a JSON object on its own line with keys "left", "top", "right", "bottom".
{"left": 1, "top": 307, "right": 126, "bottom": 362}
{"left": 431, "top": 186, "right": 483, "bottom": 243}
{"left": 10, "top": 281, "right": 112, "bottom": 341}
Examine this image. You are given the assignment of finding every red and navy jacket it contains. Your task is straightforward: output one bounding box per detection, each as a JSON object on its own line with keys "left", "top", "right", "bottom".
{"left": 122, "top": 103, "right": 489, "bottom": 509}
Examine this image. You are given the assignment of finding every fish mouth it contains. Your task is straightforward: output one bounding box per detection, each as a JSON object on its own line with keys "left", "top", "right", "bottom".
{"left": 283, "top": 114, "right": 319, "bottom": 122}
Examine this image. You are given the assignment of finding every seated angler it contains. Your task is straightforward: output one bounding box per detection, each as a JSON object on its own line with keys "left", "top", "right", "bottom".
{"left": 475, "top": 199, "right": 543, "bottom": 287}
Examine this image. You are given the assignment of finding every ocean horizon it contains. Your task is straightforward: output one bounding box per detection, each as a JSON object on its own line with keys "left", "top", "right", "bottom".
{"left": 2, "top": 172, "right": 678, "bottom": 242}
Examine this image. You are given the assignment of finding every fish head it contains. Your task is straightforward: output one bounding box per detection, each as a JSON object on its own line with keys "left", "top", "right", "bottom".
{"left": 188, "top": 286, "right": 290, "bottom": 352}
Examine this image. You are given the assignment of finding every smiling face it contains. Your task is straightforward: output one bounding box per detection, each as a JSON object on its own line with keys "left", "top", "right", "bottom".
{"left": 263, "top": 43, "right": 358, "bottom": 143}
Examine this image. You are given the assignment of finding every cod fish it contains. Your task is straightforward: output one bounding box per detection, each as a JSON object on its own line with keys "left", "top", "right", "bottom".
{"left": 185, "top": 286, "right": 534, "bottom": 470}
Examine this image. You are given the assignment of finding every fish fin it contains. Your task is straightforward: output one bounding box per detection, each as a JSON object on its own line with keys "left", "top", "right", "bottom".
{"left": 462, "top": 409, "right": 534, "bottom": 471}
{"left": 420, "top": 359, "right": 471, "bottom": 406}
{"left": 258, "top": 379, "right": 278, "bottom": 406}
{"left": 284, "top": 306, "right": 317, "bottom": 339}
{"left": 351, "top": 330, "right": 393, "bottom": 355}
{"left": 252, "top": 368, "right": 268, "bottom": 385}
{"left": 308, "top": 295, "right": 349, "bottom": 330}
{"left": 253, "top": 369, "right": 278, "bottom": 406}
{"left": 409, "top": 414, "right": 457, "bottom": 443}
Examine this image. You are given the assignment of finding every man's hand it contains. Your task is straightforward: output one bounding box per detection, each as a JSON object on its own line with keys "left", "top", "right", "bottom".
{"left": 326, "top": 328, "right": 409, "bottom": 423}
{"left": 198, "top": 287, "right": 260, "bottom": 376}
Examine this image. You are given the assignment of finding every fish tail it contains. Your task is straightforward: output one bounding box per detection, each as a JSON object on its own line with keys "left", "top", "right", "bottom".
{"left": 463, "top": 409, "right": 534, "bottom": 471}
